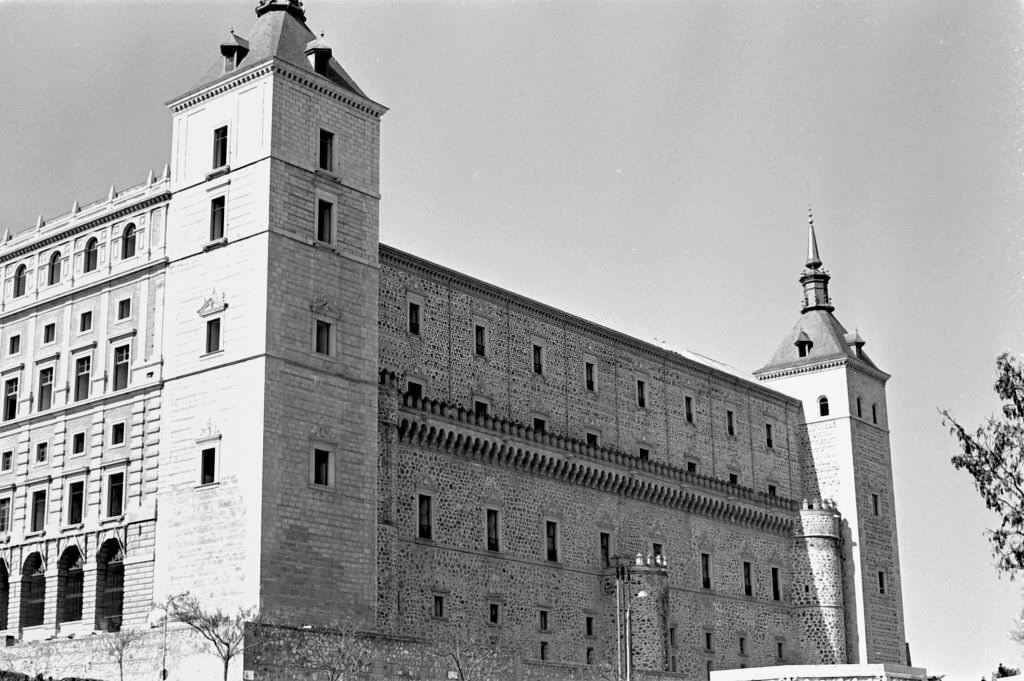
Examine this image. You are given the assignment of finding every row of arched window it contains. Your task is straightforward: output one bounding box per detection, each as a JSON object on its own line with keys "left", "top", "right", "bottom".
{"left": 8, "top": 224, "right": 139, "bottom": 300}
{"left": 0, "top": 538, "right": 124, "bottom": 633}
{"left": 817, "top": 395, "right": 879, "bottom": 424}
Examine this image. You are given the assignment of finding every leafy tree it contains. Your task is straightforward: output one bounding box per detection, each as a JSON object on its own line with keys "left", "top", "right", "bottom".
{"left": 103, "top": 627, "right": 145, "bottom": 681}
{"left": 170, "top": 592, "right": 258, "bottom": 681}
{"left": 942, "top": 352, "right": 1024, "bottom": 575}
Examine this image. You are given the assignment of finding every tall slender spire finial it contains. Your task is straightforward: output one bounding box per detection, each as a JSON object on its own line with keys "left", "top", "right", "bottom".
{"left": 806, "top": 206, "right": 822, "bottom": 270}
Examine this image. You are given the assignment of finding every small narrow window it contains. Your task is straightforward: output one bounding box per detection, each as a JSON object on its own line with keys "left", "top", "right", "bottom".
{"left": 200, "top": 447, "right": 217, "bottom": 485}
{"left": 768, "top": 484, "right": 777, "bottom": 497}
{"left": 878, "top": 570, "right": 886, "bottom": 594}
{"left": 669, "top": 626, "right": 676, "bottom": 647}
{"left": 856, "top": 396, "right": 863, "bottom": 418}
{"left": 585, "top": 362, "right": 595, "bottom": 391}
{"left": 777, "top": 641, "right": 784, "bottom": 659}
{"left": 545, "top": 520, "right": 558, "bottom": 562}
{"left": 872, "top": 403, "right": 878, "bottom": 424}
{"left": 111, "top": 422, "right": 126, "bottom": 446}
{"left": 685, "top": 396, "right": 694, "bottom": 423}
{"left": 636, "top": 380, "right": 646, "bottom": 408}
{"left": 80, "top": 311, "right": 93, "bottom": 332}
{"left": 106, "top": 472, "right": 124, "bottom": 517}
{"left": 3, "top": 378, "right": 18, "bottom": 421}
{"left": 765, "top": 423, "right": 773, "bottom": 448}
{"left": 112, "top": 344, "right": 130, "bottom": 391}
{"left": 312, "top": 448, "right": 331, "bottom": 486}
{"left": 8, "top": 335, "right": 19, "bottom": 355}
{"left": 121, "top": 224, "right": 136, "bottom": 260}
{"left": 418, "top": 494, "right": 432, "bottom": 540}
{"left": 212, "top": 125, "right": 228, "bottom": 168}
{"left": 474, "top": 324, "right": 486, "bottom": 356}
{"left": 586, "top": 615, "right": 594, "bottom": 637}
{"left": 75, "top": 357, "right": 91, "bottom": 401}
{"left": 12, "top": 265, "right": 26, "bottom": 298}
{"left": 739, "top": 636, "right": 746, "bottom": 655}
{"left": 83, "top": 238, "right": 99, "bottom": 273}
{"left": 67, "top": 481, "right": 84, "bottom": 525}
{"left": 539, "top": 641, "right": 548, "bottom": 661}
{"left": 0, "top": 451, "right": 11, "bottom": 471}
{"left": 743, "top": 561, "right": 752, "bottom": 596}
{"left": 652, "top": 542, "right": 663, "bottom": 558}
{"left": 586, "top": 432, "right": 598, "bottom": 448}
{"left": 687, "top": 461, "right": 697, "bottom": 473}
{"left": 701, "top": 553, "right": 712, "bottom": 589}
{"left": 210, "top": 196, "right": 226, "bottom": 241}
{"left": 72, "top": 434, "right": 85, "bottom": 455}
{"left": 117, "top": 298, "right": 131, "bottom": 320}
{"left": 474, "top": 401, "right": 489, "bottom": 418}
{"left": 314, "top": 320, "right": 332, "bottom": 355}
{"left": 205, "top": 318, "right": 222, "bottom": 354}
{"left": 704, "top": 631, "right": 713, "bottom": 651}
{"left": 47, "top": 251, "right": 62, "bottom": 286}
{"left": 488, "top": 603, "right": 500, "bottom": 625}
{"left": 872, "top": 493, "right": 880, "bottom": 516}
{"left": 30, "top": 490, "right": 46, "bottom": 532}
{"left": 43, "top": 323, "right": 56, "bottom": 344}
{"left": 726, "top": 410, "right": 735, "bottom": 436}
{"left": 37, "top": 368, "right": 53, "bottom": 411}
{"left": 318, "top": 129, "right": 334, "bottom": 171}
{"left": 639, "top": 447, "right": 649, "bottom": 462}
{"left": 35, "top": 442, "right": 47, "bottom": 463}
{"left": 771, "top": 567, "right": 781, "bottom": 600}
{"left": 587, "top": 648, "right": 595, "bottom": 665}
{"left": 316, "top": 199, "right": 333, "bottom": 244}
{"left": 532, "top": 417, "right": 546, "bottom": 434}
{"left": 0, "top": 498, "right": 10, "bottom": 531}
{"left": 532, "top": 344, "right": 544, "bottom": 375}
{"left": 433, "top": 595, "right": 445, "bottom": 619}
{"left": 818, "top": 396, "right": 830, "bottom": 417}
{"left": 539, "top": 609, "right": 549, "bottom": 631}
{"left": 729, "top": 473, "right": 738, "bottom": 485}
{"left": 486, "top": 509, "right": 500, "bottom": 551}
{"left": 599, "top": 532, "right": 610, "bottom": 567}
{"left": 408, "top": 302, "right": 420, "bottom": 335}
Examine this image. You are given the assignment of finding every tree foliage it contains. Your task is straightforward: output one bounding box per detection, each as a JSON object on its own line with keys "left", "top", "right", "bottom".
{"left": 170, "top": 593, "right": 258, "bottom": 681}
{"left": 943, "top": 352, "right": 1024, "bottom": 575}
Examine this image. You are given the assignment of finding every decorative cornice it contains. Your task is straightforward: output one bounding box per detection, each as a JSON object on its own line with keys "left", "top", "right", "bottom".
{"left": 755, "top": 355, "right": 890, "bottom": 383}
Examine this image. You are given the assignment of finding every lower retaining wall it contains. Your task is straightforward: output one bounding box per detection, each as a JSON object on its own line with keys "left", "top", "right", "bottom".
{"left": 712, "top": 663, "right": 929, "bottom": 681}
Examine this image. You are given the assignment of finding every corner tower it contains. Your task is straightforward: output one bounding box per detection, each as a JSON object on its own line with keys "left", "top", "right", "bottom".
{"left": 754, "top": 214, "right": 908, "bottom": 664}
{"left": 158, "top": 0, "right": 386, "bottom": 624}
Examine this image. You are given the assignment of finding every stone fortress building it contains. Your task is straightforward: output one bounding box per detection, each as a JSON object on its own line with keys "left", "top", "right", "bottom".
{"left": 0, "top": 0, "right": 921, "bottom": 678}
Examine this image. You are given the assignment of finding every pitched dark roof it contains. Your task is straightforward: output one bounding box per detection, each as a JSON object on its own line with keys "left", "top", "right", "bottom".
{"left": 754, "top": 309, "right": 883, "bottom": 377}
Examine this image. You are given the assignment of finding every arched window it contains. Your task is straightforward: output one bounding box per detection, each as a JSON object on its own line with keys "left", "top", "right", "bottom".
{"left": 0, "top": 560, "right": 9, "bottom": 631}
{"left": 20, "top": 552, "right": 45, "bottom": 628}
{"left": 12, "top": 265, "right": 26, "bottom": 298}
{"left": 95, "top": 538, "right": 124, "bottom": 632}
{"left": 57, "top": 546, "right": 84, "bottom": 624}
{"left": 83, "top": 238, "right": 99, "bottom": 273}
{"left": 818, "top": 396, "right": 830, "bottom": 417}
{"left": 121, "top": 224, "right": 136, "bottom": 260}
{"left": 47, "top": 251, "right": 61, "bottom": 286}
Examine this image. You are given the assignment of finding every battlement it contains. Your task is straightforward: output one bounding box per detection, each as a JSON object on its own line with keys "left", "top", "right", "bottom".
{"left": 796, "top": 499, "right": 841, "bottom": 538}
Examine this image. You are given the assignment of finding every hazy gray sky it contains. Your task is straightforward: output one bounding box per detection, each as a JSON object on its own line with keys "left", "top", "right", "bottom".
{"left": 1, "top": 1, "right": 1022, "bottom": 678}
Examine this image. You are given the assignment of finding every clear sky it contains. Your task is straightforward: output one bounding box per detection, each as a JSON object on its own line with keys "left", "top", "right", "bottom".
{"left": 0, "top": 1, "right": 1022, "bottom": 678}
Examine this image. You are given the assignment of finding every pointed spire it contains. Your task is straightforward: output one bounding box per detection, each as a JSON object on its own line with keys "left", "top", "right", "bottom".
{"left": 806, "top": 206, "right": 822, "bottom": 270}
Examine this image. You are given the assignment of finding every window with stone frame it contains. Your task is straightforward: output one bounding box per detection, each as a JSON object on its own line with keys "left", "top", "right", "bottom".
{"left": 210, "top": 196, "right": 226, "bottom": 241}
{"left": 318, "top": 129, "right": 334, "bottom": 171}
{"left": 311, "top": 448, "right": 332, "bottom": 487}
{"left": 418, "top": 493, "right": 433, "bottom": 540}
{"left": 485, "top": 508, "right": 500, "bottom": 552}
{"left": 545, "top": 520, "right": 559, "bottom": 562}
{"left": 701, "top": 552, "right": 712, "bottom": 589}
{"left": 212, "top": 125, "right": 228, "bottom": 168}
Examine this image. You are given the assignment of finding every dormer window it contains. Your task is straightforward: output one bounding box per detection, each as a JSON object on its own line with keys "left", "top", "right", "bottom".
{"left": 220, "top": 31, "right": 250, "bottom": 74}
{"left": 795, "top": 331, "right": 813, "bottom": 358}
{"left": 306, "top": 34, "right": 332, "bottom": 77}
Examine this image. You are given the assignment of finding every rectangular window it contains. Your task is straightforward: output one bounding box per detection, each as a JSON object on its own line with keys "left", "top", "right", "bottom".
{"left": 316, "top": 199, "right": 333, "bottom": 244}
{"left": 639, "top": 447, "right": 649, "bottom": 461}
{"left": 113, "top": 344, "right": 130, "bottom": 391}
{"left": 30, "top": 490, "right": 46, "bottom": 532}
{"left": 872, "top": 493, "right": 880, "bottom": 516}
{"left": 532, "top": 417, "right": 546, "bottom": 434}
{"left": 587, "top": 648, "right": 595, "bottom": 665}
{"left": 768, "top": 484, "right": 777, "bottom": 497}
{"left": 743, "top": 561, "right": 752, "bottom": 596}
{"left": 79, "top": 311, "right": 92, "bottom": 332}
{"left": 539, "top": 610, "right": 549, "bottom": 631}
{"left": 585, "top": 362, "right": 595, "bottom": 391}
{"left": 43, "top": 323, "right": 55, "bottom": 344}
{"left": 687, "top": 461, "right": 697, "bottom": 473}
{"left": 599, "top": 532, "right": 610, "bottom": 567}
{"left": 2, "top": 378, "right": 16, "bottom": 421}
{"left": 636, "top": 380, "right": 646, "bottom": 408}
{"left": 486, "top": 508, "right": 500, "bottom": 552}
{"left": 488, "top": 603, "right": 500, "bottom": 625}
{"left": 726, "top": 410, "right": 735, "bottom": 436}
{"left": 67, "top": 481, "right": 84, "bottom": 525}
{"left": 117, "top": 298, "right": 131, "bottom": 320}
{"left": 739, "top": 636, "right": 746, "bottom": 655}
{"left": 205, "top": 318, "right": 222, "bottom": 354}
{"left": 418, "top": 494, "right": 432, "bottom": 540}
{"left": 545, "top": 520, "right": 558, "bottom": 562}
{"left": 586, "top": 432, "right": 598, "bottom": 448}
{"left": 0, "top": 498, "right": 9, "bottom": 532}
{"left": 408, "top": 302, "right": 420, "bottom": 335}
{"left": 314, "top": 320, "right": 332, "bottom": 355}
{"left": 539, "top": 641, "right": 548, "bottom": 661}
{"left": 474, "top": 324, "right": 486, "bottom": 356}
{"left": 685, "top": 396, "right": 694, "bottom": 423}
{"left": 207, "top": 195, "right": 226, "bottom": 241}
{"left": 765, "top": 423, "right": 773, "bottom": 448}
{"left": 312, "top": 448, "right": 331, "bottom": 486}
{"left": 777, "top": 641, "right": 784, "bottom": 659}
{"left": 586, "top": 616, "right": 594, "bottom": 637}
{"left": 200, "top": 447, "right": 217, "bottom": 485}
{"left": 701, "top": 552, "right": 712, "bottom": 589}
{"left": 212, "top": 125, "right": 228, "bottom": 168}
{"left": 652, "top": 542, "right": 663, "bottom": 558}
{"left": 704, "top": 631, "right": 713, "bottom": 651}
{"left": 872, "top": 404, "right": 878, "bottom": 424}
{"left": 318, "top": 129, "right": 334, "bottom": 171}
{"left": 72, "top": 433, "right": 85, "bottom": 455}
{"left": 729, "top": 473, "right": 738, "bottom": 485}
{"left": 771, "top": 567, "right": 781, "bottom": 600}
{"left": 8, "top": 335, "right": 19, "bottom": 356}
{"left": 37, "top": 367, "right": 53, "bottom": 411}
{"left": 474, "top": 401, "right": 488, "bottom": 418}
{"left": 433, "top": 595, "right": 445, "bottom": 619}
{"left": 111, "top": 422, "right": 126, "bottom": 446}
{"left": 74, "top": 356, "right": 90, "bottom": 401}
{"left": 532, "top": 344, "right": 543, "bottom": 374}
{"left": 0, "top": 451, "right": 10, "bottom": 471}
{"left": 35, "top": 442, "right": 47, "bottom": 463}
{"left": 669, "top": 626, "right": 676, "bottom": 647}
{"left": 878, "top": 570, "right": 886, "bottom": 594}
{"left": 106, "top": 472, "right": 124, "bottom": 517}
{"left": 406, "top": 381, "right": 423, "bottom": 401}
